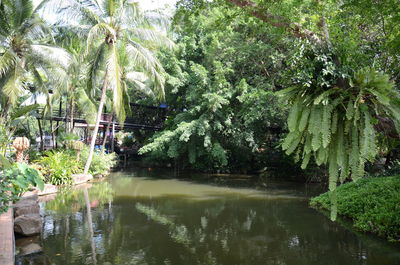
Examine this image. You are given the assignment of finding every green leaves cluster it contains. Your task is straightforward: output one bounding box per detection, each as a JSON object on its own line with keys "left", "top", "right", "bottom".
{"left": 33, "top": 148, "right": 117, "bottom": 185}
{"left": 279, "top": 66, "right": 400, "bottom": 191}
{"left": 0, "top": 162, "right": 44, "bottom": 213}
{"left": 140, "top": 2, "right": 288, "bottom": 171}
{"left": 310, "top": 176, "right": 400, "bottom": 242}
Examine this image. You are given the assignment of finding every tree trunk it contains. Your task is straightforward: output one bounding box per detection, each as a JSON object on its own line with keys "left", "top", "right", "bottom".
{"left": 101, "top": 113, "right": 113, "bottom": 153}
{"left": 84, "top": 78, "right": 108, "bottom": 174}
{"left": 56, "top": 98, "right": 62, "bottom": 148}
{"left": 70, "top": 98, "right": 75, "bottom": 133}
{"left": 35, "top": 99, "right": 44, "bottom": 151}
{"left": 226, "top": 0, "right": 323, "bottom": 44}
{"left": 37, "top": 118, "right": 44, "bottom": 151}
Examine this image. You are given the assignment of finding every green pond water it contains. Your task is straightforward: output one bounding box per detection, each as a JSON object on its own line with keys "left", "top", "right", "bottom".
{"left": 18, "top": 169, "right": 400, "bottom": 265}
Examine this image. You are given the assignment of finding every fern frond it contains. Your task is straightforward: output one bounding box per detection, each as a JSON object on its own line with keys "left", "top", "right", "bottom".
{"left": 287, "top": 98, "right": 302, "bottom": 132}
{"left": 301, "top": 152, "right": 311, "bottom": 169}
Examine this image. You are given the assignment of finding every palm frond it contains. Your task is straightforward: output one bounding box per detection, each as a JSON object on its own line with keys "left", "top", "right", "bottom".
{"left": 30, "top": 44, "right": 71, "bottom": 70}
{"left": 129, "top": 27, "right": 175, "bottom": 50}
{"left": 106, "top": 44, "right": 125, "bottom": 123}
{"left": 0, "top": 1, "right": 11, "bottom": 36}
{"left": 44, "top": 0, "right": 103, "bottom": 26}
{"left": 75, "top": 87, "right": 97, "bottom": 124}
{"left": 1, "top": 66, "right": 26, "bottom": 104}
{"left": 86, "top": 22, "right": 115, "bottom": 53}
{"left": 86, "top": 42, "right": 107, "bottom": 98}
{"left": 126, "top": 40, "right": 165, "bottom": 100}
{"left": 0, "top": 49, "right": 18, "bottom": 77}
{"left": 11, "top": 0, "right": 33, "bottom": 29}
{"left": 125, "top": 71, "right": 155, "bottom": 97}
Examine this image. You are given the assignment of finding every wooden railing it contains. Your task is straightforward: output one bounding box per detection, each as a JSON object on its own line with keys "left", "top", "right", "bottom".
{"left": 37, "top": 103, "right": 168, "bottom": 131}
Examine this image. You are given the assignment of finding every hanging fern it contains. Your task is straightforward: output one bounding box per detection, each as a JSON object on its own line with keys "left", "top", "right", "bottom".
{"left": 277, "top": 67, "right": 400, "bottom": 217}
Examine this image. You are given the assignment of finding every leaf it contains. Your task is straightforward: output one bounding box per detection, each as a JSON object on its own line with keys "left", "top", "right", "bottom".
{"left": 298, "top": 107, "right": 310, "bottom": 132}
{"left": 346, "top": 100, "right": 355, "bottom": 120}
{"left": 313, "top": 87, "right": 338, "bottom": 105}
{"left": 10, "top": 104, "right": 40, "bottom": 120}
{"left": 0, "top": 154, "right": 11, "bottom": 168}
{"left": 301, "top": 152, "right": 311, "bottom": 169}
{"left": 287, "top": 99, "right": 302, "bottom": 132}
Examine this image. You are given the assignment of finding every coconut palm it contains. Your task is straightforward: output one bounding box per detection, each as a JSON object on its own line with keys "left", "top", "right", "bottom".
{"left": 0, "top": 0, "right": 70, "bottom": 116}
{"left": 51, "top": 30, "right": 97, "bottom": 133}
{"left": 47, "top": 0, "right": 172, "bottom": 174}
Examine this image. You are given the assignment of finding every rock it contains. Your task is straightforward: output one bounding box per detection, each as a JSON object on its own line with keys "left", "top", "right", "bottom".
{"left": 14, "top": 214, "right": 42, "bottom": 236}
{"left": 18, "top": 243, "right": 42, "bottom": 256}
{"left": 15, "top": 194, "right": 38, "bottom": 204}
{"left": 16, "top": 236, "right": 42, "bottom": 256}
{"left": 13, "top": 195, "right": 39, "bottom": 218}
{"left": 37, "top": 184, "right": 58, "bottom": 196}
{"left": 72, "top": 174, "right": 93, "bottom": 185}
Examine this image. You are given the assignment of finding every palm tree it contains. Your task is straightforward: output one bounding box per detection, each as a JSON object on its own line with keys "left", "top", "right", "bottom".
{"left": 0, "top": 0, "right": 71, "bottom": 151}
{"left": 52, "top": 30, "right": 97, "bottom": 133}
{"left": 0, "top": 0, "right": 70, "bottom": 109}
{"left": 48, "top": 0, "right": 172, "bottom": 174}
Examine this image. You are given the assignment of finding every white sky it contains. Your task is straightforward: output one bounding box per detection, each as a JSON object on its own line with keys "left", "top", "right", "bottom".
{"left": 139, "top": 0, "right": 177, "bottom": 11}
{"left": 33, "top": 0, "right": 177, "bottom": 11}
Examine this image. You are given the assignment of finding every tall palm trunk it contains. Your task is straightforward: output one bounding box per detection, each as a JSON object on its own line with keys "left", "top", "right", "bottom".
{"left": 37, "top": 118, "right": 44, "bottom": 151}
{"left": 84, "top": 75, "right": 108, "bottom": 174}
{"left": 101, "top": 112, "right": 113, "bottom": 153}
{"left": 69, "top": 96, "right": 75, "bottom": 133}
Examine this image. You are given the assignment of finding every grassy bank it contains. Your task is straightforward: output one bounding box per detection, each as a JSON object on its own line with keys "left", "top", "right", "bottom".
{"left": 310, "top": 176, "right": 400, "bottom": 242}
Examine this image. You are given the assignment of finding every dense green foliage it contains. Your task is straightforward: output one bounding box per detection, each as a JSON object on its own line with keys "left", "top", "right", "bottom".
{"left": 140, "top": 2, "right": 288, "bottom": 172}
{"left": 310, "top": 176, "right": 400, "bottom": 242}
{"left": 34, "top": 150, "right": 83, "bottom": 185}
{"left": 279, "top": 66, "right": 400, "bottom": 190}
{"left": 138, "top": 0, "right": 400, "bottom": 182}
{"left": 0, "top": 162, "right": 44, "bottom": 213}
{"left": 34, "top": 148, "right": 117, "bottom": 185}
{"left": 80, "top": 148, "right": 118, "bottom": 176}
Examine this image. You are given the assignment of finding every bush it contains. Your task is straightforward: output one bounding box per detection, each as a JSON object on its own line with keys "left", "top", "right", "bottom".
{"left": 34, "top": 150, "right": 82, "bottom": 185}
{"left": 33, "top": 148, "right": 118, "bottom": 185}
{"left": 310, "top": 176, "right": 400, "bottom": 242}
{"left": 80, "top": 147, "right": 118, "bottom": 176}
{"left": 0, "top": 163, "right": 44, "bottom": 213}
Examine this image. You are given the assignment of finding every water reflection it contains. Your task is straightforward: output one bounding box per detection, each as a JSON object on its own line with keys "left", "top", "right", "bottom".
{"left": 19, "top": 173, "right": 400, "bottom": 265}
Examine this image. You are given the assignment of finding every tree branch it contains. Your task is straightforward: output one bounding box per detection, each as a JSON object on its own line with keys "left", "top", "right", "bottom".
{"left": 226, "top": 0, "right": 323, "bottom": 44}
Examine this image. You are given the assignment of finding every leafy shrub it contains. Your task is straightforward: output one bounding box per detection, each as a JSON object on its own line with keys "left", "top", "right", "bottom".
{"left": 310, "top": 176, "right": 400, "bottom": 242}
{"left": 80, "top": 147, "right": 118, "bottom": 176}
{"left": 34, "top": 150, "right": 82, "bottom": 185}
{"left": 0, "top": 162, "right": 44, "bottom": 213}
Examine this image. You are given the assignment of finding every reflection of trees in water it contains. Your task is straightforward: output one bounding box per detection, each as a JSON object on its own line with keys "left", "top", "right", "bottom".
{"left": 40, "top": 194, "right": 396, "bottom": 265}
{"left": 45, "top": 182, "right": 114, "bottom": 214}
{"left": 41, "top": 182, "right": 114, "bottom": 264}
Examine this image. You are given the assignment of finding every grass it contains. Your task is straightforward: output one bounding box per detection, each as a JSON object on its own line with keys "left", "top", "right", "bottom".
{"left": 310, "top": 176, "right": 400, "bottom": 242}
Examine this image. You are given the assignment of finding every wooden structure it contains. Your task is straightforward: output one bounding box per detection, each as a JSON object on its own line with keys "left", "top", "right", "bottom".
{"left": 36, "top": 103, "right": 167, "bottom": 149}
{"left": 38, "top": 103, "right": 167, "bottom": 131}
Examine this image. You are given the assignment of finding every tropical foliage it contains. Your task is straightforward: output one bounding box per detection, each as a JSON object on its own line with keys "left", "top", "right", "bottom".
{"left": 0, "top": 162, "right": 44, "bottom": 213}
{"left": 43, "top": 0, "right": 172, "bottom": 173}
{"left": 279, "top": 64, "right": 400, "bottom": 191}
{"left": 33, "top": 148, "right": 117, "bottom": 185}
{"left": 310, "top": 176, "right": 400, "bottom": 242}
{"left": 140, "top": 2, "right": 287, "bottom": 172}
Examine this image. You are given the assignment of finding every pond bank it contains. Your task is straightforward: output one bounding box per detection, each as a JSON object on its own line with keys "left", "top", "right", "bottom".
{"left": 0, "top": 207, "right": 14, "bottom": 265}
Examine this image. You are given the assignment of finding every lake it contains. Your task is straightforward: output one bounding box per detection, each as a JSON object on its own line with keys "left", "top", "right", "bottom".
{"left": 16, "top": 169, "right": 400, "bottom": 265}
